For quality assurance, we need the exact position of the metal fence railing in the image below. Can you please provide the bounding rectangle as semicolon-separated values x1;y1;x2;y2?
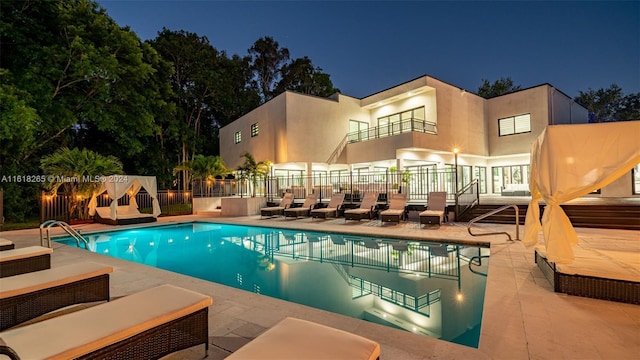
40;190;192;222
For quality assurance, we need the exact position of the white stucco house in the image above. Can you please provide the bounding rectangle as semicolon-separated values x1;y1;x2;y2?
220;75;638;199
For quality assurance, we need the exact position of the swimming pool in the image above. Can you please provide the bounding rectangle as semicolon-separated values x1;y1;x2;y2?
57;222;489;347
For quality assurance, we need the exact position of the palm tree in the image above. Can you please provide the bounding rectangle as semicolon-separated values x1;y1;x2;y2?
237;152;271;197
41;147;123;220
173;155;230;195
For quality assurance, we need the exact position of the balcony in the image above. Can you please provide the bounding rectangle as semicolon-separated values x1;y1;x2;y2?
348;118;437;144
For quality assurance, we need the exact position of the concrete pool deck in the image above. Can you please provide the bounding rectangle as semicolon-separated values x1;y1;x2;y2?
2;215;638;359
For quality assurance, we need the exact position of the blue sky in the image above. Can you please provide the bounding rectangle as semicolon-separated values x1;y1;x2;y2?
97;0;639;98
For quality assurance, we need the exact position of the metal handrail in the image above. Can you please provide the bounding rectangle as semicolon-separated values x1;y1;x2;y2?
467;204;520;241
39;220;89;249
454;178;480;219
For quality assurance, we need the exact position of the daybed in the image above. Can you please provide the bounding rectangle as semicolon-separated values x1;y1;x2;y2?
261;193;294;218
0;261;112;331
311;193;345;219
94;205;157;225
0;246;52;278
380;193;407;224
419;191;447;228
284;194;317;219
501;183;531;196
226;317;380;360
0;284;212;360
344;192;379;221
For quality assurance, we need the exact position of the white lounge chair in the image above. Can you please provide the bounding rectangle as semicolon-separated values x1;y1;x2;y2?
310;193;345;219
0;246;53;278
0;261;112;330
0;284;212;360
380;193;407;224
419;191;447;227
226;317;380;360
261;193;294;218
344;192;379;221
284;194;317;218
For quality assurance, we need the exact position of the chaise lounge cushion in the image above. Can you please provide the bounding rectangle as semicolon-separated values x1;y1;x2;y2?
0;284;212;360
0;261;112;299
0;246;52;264
227;317;380;360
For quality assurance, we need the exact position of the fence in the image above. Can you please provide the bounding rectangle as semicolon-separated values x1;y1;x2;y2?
40;190;192;222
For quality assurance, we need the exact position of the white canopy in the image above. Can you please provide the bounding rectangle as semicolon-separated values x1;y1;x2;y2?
523;121;640;263
88;175;161;219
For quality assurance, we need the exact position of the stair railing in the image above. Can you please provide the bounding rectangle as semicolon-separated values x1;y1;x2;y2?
40;220;89;249
467;204;520;241
454;178;480;220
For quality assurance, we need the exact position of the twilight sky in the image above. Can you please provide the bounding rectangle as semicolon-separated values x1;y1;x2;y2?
96;0;639;99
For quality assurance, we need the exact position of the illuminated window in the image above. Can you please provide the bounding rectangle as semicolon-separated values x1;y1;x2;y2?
634;165;640;195
234;131;241;144
251;123;259;137
499;113;531;136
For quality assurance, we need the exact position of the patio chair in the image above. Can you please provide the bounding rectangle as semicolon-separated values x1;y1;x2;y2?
0;238;14;251
261;193;294;218
0;246;53;278
0;284;212;360
0;261;112;330
310;193;345;219
419;191;447;228
226;317;380;360
380;193;408;224
284;194;318;219
344;192;379;222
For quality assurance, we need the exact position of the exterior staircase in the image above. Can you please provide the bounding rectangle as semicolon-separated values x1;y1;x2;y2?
459;203;640;230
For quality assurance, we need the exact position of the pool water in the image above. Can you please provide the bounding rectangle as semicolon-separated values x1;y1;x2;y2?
57;222;490;347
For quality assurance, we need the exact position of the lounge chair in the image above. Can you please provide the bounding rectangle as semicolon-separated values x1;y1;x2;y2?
261;193;294;218
419;191;447;228
310;193;345;219
344;192;379;222
380;193;407;224
0;246;53;278
284;194;317;219
0;261;112;331
0;284;212;360
226;317;380;360
0;238;14;251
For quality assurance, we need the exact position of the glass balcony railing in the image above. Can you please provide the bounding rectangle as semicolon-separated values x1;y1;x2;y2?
348;118;437;143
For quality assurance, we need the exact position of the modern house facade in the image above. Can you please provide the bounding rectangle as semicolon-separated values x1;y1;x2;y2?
220;75;639;200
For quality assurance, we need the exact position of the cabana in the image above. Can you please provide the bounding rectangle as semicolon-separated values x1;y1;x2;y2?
524;121;640;264
88;175;161;225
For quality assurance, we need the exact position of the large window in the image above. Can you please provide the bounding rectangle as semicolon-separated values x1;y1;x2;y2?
492;165;530;193
234;131;242;144
499;113;531;136
251;123;259;137
378;106;426;137
475;166;487;194
349;120;369;142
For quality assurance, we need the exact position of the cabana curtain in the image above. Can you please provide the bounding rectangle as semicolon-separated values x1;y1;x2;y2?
88;176;161;219
524;121;640;264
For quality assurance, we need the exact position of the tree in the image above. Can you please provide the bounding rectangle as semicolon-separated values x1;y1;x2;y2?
237;153;271;197
41;148;123;220
477;77;522;98
173;155;229;182
275;56;340;97
615;93;640;121
248;36;290;102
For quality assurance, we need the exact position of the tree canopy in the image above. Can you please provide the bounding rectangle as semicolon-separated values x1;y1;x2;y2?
574;84;639;122
476;77;522;98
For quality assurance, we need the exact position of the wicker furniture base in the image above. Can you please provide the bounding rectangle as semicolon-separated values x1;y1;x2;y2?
0;244;14;251
535;251;639;304
0;253;51;278
76;307;209;360
1;274;110;330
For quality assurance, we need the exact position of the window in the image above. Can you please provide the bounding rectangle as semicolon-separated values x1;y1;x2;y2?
251;123;259;137
491;165;530;193
499;113;531;136
349;120;369;142
475;166;487;194
234;131;241;144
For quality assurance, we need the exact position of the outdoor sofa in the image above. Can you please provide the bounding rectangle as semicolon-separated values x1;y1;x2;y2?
0;261;112;331
0;284;212;360
226;317;380;360
0;246;53;278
